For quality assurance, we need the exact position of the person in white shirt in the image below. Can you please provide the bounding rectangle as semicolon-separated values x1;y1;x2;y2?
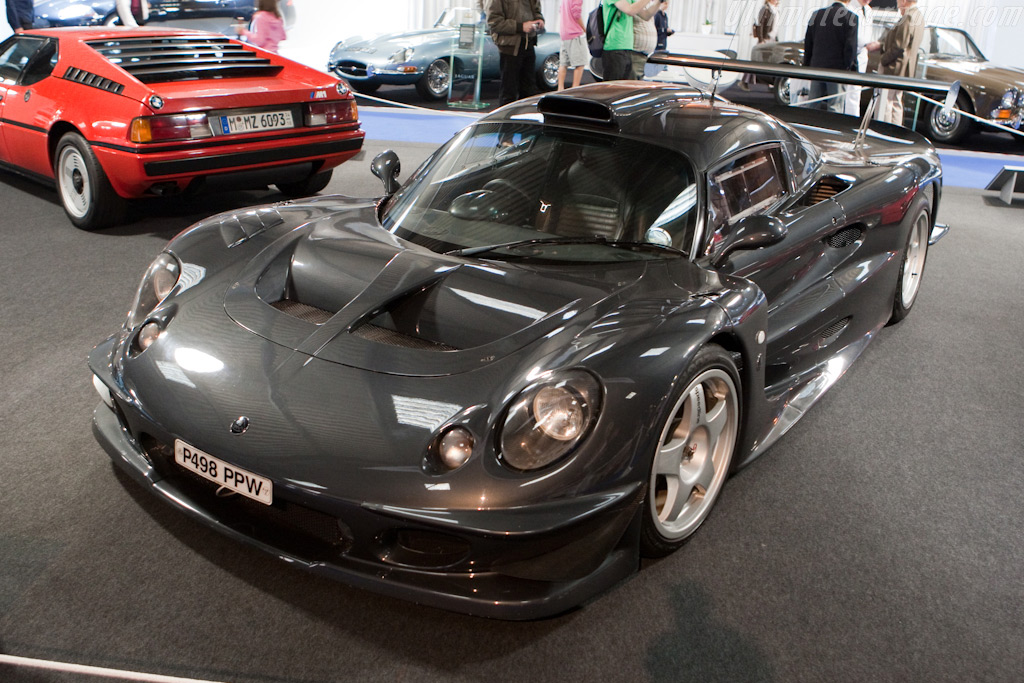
845;0;880;115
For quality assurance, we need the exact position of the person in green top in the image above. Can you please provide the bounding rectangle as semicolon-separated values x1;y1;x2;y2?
601;0;661;81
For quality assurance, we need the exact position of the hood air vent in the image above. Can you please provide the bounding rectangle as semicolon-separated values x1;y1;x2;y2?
86;36;282;83
352;324;459;352
826;227;863;249
797;175;850;209
538;96;615;126
63;67;125;94
271;299;334;325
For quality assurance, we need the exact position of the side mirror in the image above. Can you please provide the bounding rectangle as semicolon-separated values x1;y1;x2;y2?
712;215;787;267
371;150;401;195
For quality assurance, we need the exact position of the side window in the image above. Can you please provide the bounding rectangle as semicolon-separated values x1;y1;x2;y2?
0;36;45;85
706;147;787;252
22;41;58;86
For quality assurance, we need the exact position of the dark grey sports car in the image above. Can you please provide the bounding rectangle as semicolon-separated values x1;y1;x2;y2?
90;81;945;619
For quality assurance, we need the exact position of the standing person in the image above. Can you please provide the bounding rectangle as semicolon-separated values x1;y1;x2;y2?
115;0;149;27
739;0;780;91
237;0;287;53
845;0;880;115
803;0;858;113
486;0;545;106
877;0;924;124
600;0;660;82
654;1;673;51
631;8;657;80
6;0;33;32
557;0;586;90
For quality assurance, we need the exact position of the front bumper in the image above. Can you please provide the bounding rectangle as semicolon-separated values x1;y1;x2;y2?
328;60;424;86
89;344;643;619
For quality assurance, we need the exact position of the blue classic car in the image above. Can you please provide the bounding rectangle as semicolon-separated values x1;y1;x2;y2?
32;0;295;31
327;7;561;101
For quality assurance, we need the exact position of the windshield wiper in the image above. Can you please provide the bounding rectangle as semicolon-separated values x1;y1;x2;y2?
445;236;685;258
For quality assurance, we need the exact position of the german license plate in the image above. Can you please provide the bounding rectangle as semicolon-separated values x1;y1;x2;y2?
174;439;273;506
218;109;293;135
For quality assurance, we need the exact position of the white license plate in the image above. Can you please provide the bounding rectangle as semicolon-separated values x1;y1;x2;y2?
218;109;294;135
174;439;273;506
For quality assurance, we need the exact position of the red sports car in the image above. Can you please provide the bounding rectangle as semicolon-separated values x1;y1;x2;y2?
0;28;363;229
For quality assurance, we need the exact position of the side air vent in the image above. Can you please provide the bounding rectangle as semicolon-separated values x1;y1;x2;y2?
826;227;863;249
63;66;125;94
271;299;334;325
817;317;851;348
537;96;615;125
86;36;282;83
796;176;850;208
351;324;459;352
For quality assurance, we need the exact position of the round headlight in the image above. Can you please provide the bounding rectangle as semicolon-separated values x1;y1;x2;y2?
1001;89;1017;109
388;47;414;64
127;252;180;329
499;371;602;471
437;427;474;470
135;321;163;353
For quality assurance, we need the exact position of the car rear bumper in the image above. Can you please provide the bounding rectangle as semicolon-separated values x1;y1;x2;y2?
88;340;642;620
94;126;364;198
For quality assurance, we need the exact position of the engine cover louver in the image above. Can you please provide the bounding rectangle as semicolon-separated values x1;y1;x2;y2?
62;66;125;94
797;175;850;209
86;36;282;83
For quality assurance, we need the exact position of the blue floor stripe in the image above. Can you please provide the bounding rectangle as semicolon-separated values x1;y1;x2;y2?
359;106;1021;190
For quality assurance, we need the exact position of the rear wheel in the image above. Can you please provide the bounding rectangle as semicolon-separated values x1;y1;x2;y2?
888;204;930;324
416;58;450;100
54;132;125;230
641;345;740;558
773;75;791;106
537;53;559;91
276;170;333;198
923;97;973;145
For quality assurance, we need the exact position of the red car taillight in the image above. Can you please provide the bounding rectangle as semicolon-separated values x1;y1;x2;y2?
304;100;357;126
130;114;212;143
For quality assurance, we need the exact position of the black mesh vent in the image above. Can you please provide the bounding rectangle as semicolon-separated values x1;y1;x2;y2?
86;36;281;83
826;227;863;249
351;324;459;352
62;66;125;94
818;317;850;346
139;435;350;552
271;299;334;325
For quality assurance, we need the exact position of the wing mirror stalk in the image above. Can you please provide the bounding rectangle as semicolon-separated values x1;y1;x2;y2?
372;150;401;195
712;215;787;268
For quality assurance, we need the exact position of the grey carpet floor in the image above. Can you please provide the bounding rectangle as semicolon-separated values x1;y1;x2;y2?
0;142;1021;683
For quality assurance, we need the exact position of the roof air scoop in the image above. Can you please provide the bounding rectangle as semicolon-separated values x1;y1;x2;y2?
537;96;615;126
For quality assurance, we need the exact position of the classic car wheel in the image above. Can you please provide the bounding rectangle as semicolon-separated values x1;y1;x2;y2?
276;170;333;198
773;76;791;106
641;344;740;557
537;53;559;91
923;97;973;145
54;132;125;230
416;58;450;100
889;203;930;324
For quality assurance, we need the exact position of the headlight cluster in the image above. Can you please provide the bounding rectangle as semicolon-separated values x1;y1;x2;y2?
127;252;180;330
388;47;414;64
1001;89;1018;109
499;371;602;471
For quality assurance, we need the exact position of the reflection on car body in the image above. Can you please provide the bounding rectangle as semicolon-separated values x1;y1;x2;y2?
32;0;296;32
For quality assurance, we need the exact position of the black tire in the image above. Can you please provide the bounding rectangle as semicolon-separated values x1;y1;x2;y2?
416;58;450;100
922;96;973;145
351;80;381;95
640;344;741;558
888;201;930;324
772;75;791;106
276;170;333;198
54;131;125;230
536;53;559;91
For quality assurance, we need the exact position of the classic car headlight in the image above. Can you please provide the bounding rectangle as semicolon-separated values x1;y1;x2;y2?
498;371;602;471
388;47;414;64
127;253;181;329
1001;89;1017;109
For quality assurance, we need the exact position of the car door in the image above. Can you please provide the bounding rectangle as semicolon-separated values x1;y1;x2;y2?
0;35;54;173
705;144;850;381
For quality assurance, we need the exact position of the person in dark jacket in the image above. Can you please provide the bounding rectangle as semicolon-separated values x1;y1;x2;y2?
803;0;859;113
6;0;33;32
485;0;545;106
654;1;673;51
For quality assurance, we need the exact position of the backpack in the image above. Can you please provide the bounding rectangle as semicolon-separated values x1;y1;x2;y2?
586;5;620;58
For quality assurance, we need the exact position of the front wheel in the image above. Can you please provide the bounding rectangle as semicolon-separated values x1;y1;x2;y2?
923;98;973;145
537;53;559;91
888;204;930;324
54;132;125;230
773;75;791;106
416;58;450;100
641;344;741;558
276;170;333;198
